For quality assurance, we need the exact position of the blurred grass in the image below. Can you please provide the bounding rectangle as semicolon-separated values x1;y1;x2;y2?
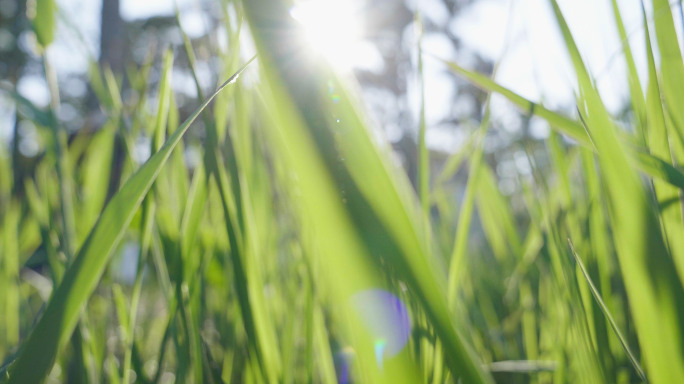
1;0;684;383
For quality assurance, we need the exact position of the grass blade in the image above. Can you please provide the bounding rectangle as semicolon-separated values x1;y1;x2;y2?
650;0;684;153
436;55;684;193
568;240;647;382
641;4;684;280
3;58;254;384
243;2;492;382
549;2;684;382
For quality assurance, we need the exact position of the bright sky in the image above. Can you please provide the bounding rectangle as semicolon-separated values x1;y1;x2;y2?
416;0;683;151
447;0;645;109
4;0;684;153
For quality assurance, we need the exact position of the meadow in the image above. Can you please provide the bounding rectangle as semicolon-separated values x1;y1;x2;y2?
1;0;684;383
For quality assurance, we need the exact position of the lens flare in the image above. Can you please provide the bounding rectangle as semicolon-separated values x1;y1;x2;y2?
351;289;411;365
334;346;355;384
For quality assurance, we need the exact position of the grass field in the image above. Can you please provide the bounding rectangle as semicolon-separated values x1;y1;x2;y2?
1;0;684;383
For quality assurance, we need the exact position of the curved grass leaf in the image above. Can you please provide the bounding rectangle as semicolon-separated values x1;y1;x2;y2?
243;2;493;383
568;240;647;382
610;0;647;138
651;0;684;150
549;1;684;382
447;121;487;302
416;11;429;218
641;4;684;280
436;128;477;185
3;59;254;384
436;55;684;193
432;54;590;146
0;83;53;127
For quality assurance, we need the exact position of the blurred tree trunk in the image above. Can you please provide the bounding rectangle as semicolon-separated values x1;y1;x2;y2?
99;0;124;72
0;0;29;194
98;0;126;197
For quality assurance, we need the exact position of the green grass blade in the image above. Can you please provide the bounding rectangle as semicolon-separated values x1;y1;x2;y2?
1;205;20;351
568;240;647;382
120;49;174;384
436;129;477;185
651;0;684;152
476;165;523;259
642;5;684;280
0;83;52;127
77;125;115;245
243;2;492;382
433;55;591;146
437;55;684;192
3;59;253;384
610;0;647;139
174;16;280;380
31;0;56;48
549;2;684;382
447;126;485;301
416;11;429;218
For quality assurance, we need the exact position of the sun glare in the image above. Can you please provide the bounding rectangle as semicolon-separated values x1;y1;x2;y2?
290;0;364;70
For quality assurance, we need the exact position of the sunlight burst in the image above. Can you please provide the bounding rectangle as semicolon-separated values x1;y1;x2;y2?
290;0;364;70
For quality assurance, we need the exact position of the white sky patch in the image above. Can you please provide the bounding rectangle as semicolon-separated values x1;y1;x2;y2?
405;29;457;130
179;10;208;38
172;70;198;97
291;0;374;72
56;0;100;58
0;93;15;144
450;0;509;59
423;70;455;125
447;0;684;117
352;41;385;73
412;0;684;152
17;76;50;108
423;32;457;59
409;0;451;28
22;0;100;87
421;33;457;125
426;125;464;152
121;0;192;20
239;27;258;62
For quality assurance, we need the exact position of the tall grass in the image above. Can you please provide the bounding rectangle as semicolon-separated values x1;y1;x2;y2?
1;0;683;383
